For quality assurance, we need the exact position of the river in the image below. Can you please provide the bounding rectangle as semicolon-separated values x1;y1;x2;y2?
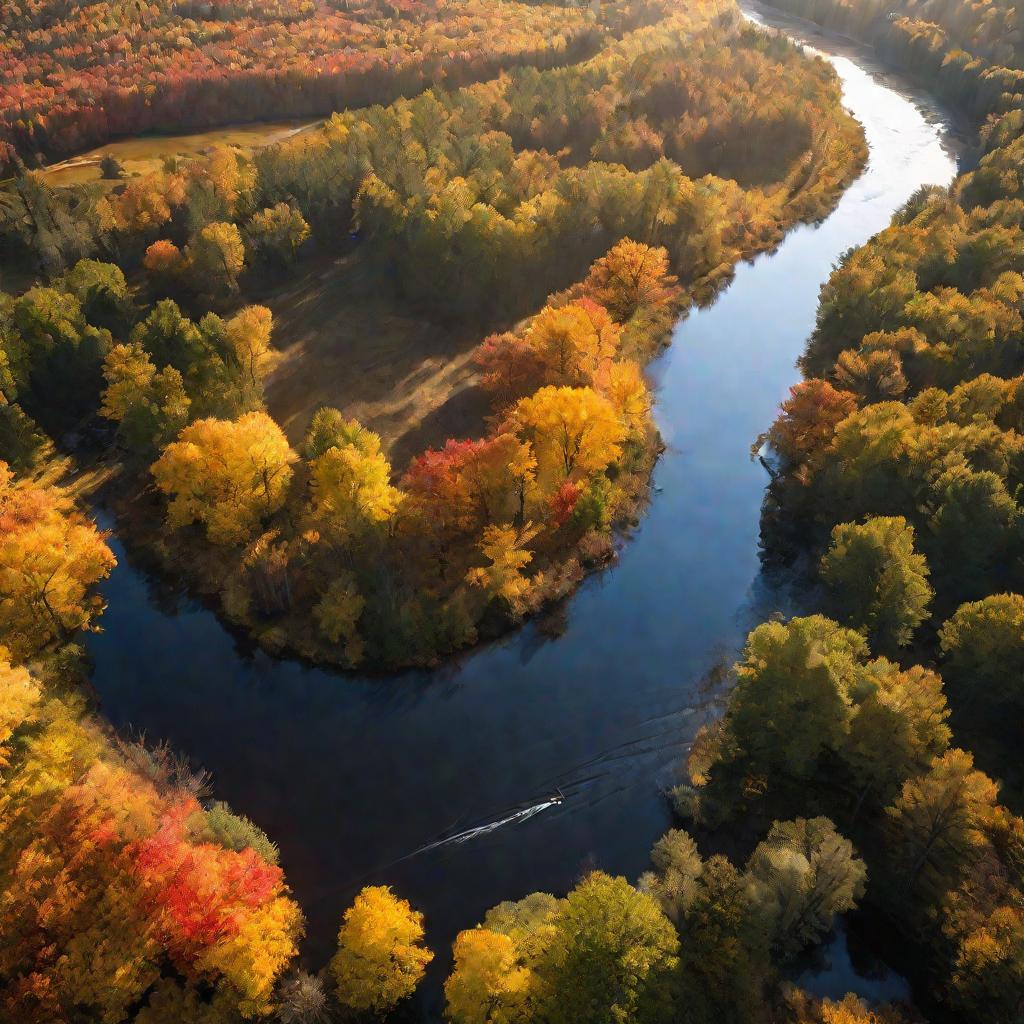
84;2;960;1010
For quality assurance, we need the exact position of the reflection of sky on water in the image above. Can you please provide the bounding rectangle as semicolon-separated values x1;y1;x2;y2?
87;5;957;1012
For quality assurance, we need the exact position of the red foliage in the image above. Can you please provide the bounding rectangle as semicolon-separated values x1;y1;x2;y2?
404;439;479;502
132;801;283;956
549;480;582;527
474;331;546;402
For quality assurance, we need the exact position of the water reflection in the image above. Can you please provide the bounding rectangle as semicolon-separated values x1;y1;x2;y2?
797;921;913;1006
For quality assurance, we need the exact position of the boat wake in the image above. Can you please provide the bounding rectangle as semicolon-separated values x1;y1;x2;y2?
408;796;564;857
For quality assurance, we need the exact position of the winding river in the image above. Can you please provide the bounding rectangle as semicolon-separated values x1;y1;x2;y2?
85;2;960;1008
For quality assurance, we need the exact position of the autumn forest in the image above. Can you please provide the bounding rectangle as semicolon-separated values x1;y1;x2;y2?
0;0;1022;1021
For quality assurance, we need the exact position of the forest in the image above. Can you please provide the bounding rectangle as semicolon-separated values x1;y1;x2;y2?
1;0;1022;1021
0;0;608;170
1;0;864;669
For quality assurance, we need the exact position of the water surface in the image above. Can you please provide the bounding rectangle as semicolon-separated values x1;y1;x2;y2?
86;3;959;1005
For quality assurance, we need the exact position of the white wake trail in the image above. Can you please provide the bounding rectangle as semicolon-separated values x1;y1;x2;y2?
410;798;561;857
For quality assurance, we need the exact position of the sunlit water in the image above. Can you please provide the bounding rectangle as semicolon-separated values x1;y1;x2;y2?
86;3;959;1009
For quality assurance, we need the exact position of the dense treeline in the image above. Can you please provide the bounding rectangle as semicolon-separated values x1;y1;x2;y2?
769;0;1024;122
670;0;1024;1019
1;0;863;312
0;0;610;172
0;0;865;669
0;466;305;1023
671;613;1024;1022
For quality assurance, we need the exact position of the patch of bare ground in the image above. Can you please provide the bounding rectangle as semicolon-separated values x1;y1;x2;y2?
261;249;495;472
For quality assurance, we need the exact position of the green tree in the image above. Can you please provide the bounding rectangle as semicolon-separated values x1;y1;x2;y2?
724;616;865;789
537;872;678;1024
746;817;866;960
678;855;768;1024
101;342;190;456
820;516;933;651
12;285;111;426
939;593;1024;711
638;829;703;924
640;834;768;1024
929;469;1018;605
61;258;132;330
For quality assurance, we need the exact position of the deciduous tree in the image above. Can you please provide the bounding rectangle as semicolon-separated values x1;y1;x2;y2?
445;929;533;1024
330;885;433;1014
583;239;678;322
746;817;866;959
513;385;624;485
188;222;246;295
885;749;999;898
820;516;933;651
0;463;115;659
536;872;678;1024
939;593;1024;710
101;342;190;455
151;413;295;545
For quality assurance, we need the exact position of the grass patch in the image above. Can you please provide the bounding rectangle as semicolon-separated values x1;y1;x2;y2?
261;250;496;471
42;121;318;189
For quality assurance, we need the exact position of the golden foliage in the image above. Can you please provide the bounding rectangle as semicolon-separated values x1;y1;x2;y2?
331;885;433;1014
151;413;295;546
0;463;115;660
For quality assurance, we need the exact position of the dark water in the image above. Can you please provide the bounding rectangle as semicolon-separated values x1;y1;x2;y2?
85;3;958;1007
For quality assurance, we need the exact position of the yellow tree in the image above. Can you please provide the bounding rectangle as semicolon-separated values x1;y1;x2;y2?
0;655;41;755
151;412;295;545
188;222;246;295
596;359;651;436
331;885;433;1014
225;305;275;405
466;523;541;616
307;424;402;544
246;203;311;266
445;929;533;1024
0;463;116;659
202;146;257;219
583;239;678;322
97;172;186;234
101;342;158;420
525;301;621;384
513;386;625;485
198;893;304;1019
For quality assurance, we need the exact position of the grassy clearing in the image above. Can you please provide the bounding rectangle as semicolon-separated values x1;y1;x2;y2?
42;121;318;188
262;250;492;472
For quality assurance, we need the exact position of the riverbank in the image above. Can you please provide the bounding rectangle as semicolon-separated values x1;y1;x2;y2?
82;12;958;1000
79;3;865;674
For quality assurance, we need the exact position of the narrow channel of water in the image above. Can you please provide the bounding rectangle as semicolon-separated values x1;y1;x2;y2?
85;3;959;1005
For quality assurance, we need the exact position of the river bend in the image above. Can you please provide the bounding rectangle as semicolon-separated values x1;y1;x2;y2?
85;1;960;999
